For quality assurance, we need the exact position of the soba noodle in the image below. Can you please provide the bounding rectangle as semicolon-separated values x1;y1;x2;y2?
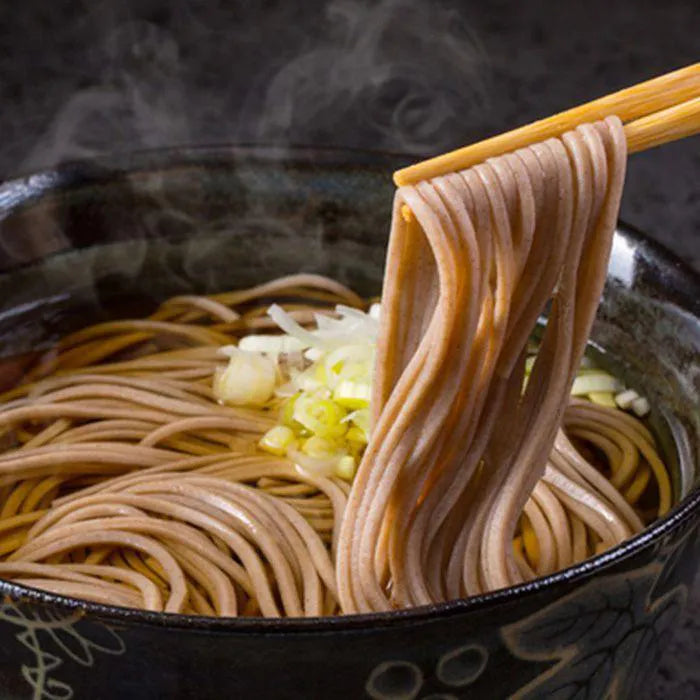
0;119;672;616
336;115;669;612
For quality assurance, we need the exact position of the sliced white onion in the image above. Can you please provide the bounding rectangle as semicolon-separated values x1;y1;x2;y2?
238;334;306;355
304;347;324;362
631;396;650;417
614;389;639;410
267;304;322;348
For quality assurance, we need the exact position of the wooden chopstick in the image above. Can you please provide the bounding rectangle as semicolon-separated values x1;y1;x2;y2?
625;95;700;153
394;63;700;186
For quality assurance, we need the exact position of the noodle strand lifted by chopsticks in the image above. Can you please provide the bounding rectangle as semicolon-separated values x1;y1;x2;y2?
336;116;648;613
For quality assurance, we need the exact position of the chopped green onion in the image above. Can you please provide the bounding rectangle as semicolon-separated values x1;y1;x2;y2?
588;391;617;407
213;348;277;407
293;395;348;439
280;393;301;425
336;455;357;481
301;436;341;459
346;426;368;444
333;381;371;409
345;408;370;439
259;426;296;456
288;448;338;477
571;372;622;396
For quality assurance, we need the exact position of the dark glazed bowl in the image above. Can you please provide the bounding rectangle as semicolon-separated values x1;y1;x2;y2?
0;146;697;700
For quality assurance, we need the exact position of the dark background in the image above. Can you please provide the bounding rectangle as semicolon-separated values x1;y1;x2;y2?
0;0;697;266
0;0;698;696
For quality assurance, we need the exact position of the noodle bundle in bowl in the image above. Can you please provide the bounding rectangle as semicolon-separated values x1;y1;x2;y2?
0;118;673;617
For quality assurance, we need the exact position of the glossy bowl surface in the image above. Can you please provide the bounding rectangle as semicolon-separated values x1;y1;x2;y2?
0;146;697;699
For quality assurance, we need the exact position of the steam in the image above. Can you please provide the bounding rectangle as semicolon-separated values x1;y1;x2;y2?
17;0;490;172
0;0;492;319
22;17;189;170
239;0;490;153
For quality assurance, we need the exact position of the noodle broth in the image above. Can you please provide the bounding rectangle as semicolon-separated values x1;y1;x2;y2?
0;245;683;616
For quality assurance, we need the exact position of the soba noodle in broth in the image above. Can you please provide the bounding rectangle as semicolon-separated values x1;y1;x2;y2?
0;118;671;616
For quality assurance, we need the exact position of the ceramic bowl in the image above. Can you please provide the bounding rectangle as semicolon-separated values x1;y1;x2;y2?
0;146;697;699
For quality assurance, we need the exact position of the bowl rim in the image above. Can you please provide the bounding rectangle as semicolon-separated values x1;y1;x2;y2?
0;144;698;632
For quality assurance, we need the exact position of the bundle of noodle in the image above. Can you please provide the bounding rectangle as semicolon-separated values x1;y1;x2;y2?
336;117;634;612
